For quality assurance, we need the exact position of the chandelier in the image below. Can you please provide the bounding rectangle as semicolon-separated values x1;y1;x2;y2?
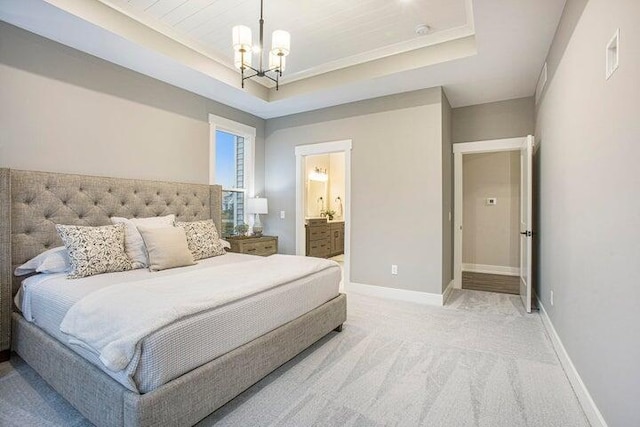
232;0;290;90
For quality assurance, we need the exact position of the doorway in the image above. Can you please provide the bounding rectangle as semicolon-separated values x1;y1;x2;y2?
461;151;521;294
295;140;352;290
453;136;534;312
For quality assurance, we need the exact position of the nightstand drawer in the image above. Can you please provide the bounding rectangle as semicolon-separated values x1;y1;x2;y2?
227;236;278;256
243;240;278;256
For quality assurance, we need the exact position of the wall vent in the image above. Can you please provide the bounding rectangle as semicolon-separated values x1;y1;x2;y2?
606;29;620;80
535;62;548;105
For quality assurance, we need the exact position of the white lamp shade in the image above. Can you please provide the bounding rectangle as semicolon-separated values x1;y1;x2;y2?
232;25;252;52
268;51;286;72
271;30;290;56
247;197;268;214
234;50;252;70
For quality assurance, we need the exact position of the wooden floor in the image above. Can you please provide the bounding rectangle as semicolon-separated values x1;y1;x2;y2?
462;272;520;295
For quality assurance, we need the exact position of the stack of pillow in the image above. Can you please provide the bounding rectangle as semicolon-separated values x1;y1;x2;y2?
15;215;229;279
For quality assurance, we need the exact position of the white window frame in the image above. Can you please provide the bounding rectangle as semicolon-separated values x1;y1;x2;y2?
209;114;256;225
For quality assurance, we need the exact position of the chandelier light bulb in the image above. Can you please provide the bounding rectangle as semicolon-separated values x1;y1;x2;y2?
269;51;286;72
234;50;252;70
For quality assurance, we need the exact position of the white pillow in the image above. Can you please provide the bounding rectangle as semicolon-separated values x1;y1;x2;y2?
111;214;175;269
14;246;70;276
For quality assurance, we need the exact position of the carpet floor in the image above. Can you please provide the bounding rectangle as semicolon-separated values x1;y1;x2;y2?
0;290;589;427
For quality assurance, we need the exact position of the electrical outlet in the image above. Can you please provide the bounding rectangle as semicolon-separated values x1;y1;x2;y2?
391;265;398;275
280;210;285;219
486;198;497;206
550;290;554;306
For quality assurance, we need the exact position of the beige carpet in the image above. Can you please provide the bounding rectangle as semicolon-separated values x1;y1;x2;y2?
0;290;589;427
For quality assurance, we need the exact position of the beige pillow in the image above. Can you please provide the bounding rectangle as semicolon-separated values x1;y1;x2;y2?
111;214;176;269
137;226;195;272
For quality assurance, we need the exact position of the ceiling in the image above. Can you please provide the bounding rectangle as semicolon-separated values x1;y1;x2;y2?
0;0;566;119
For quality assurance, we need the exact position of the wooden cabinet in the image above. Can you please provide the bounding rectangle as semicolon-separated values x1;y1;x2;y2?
329;222;345;256
306;219;344;258
306;219;330;258
227;235;278;256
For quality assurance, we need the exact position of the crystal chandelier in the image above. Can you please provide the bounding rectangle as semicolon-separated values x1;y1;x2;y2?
232;0;290;90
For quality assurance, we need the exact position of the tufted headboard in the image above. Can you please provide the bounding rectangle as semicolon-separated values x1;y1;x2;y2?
0;168;222;352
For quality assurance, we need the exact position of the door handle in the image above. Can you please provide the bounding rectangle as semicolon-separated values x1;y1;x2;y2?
520;231;532;237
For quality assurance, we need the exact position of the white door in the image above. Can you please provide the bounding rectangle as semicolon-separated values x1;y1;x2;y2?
519;136;534;313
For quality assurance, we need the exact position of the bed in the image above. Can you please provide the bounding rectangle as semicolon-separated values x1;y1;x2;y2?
0;168;347;427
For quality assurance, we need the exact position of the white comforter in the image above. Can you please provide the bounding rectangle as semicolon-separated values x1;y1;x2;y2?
60;254;338;372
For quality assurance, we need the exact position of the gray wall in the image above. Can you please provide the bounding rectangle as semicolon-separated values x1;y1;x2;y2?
462;152;520;269
0;22;265;191
452;97;535;143
441;93;453;292
535;1;639;426
265;88;446;294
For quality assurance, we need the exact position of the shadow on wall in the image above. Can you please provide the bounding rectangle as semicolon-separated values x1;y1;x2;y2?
532;143;541;306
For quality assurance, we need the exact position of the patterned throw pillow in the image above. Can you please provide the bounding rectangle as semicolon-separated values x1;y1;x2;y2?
175;219;226;260
55;224;133;279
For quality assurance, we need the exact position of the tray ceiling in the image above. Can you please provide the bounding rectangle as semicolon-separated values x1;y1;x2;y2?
0;0;566;118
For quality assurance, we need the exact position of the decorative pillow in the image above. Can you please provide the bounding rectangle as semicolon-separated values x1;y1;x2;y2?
111;214;175;268
175;219;226;260
137;226;195;272
14;246;71;276
55;224;133;279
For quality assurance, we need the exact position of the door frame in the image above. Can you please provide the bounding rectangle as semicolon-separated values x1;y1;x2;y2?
452;136;531;289
295;140;352;288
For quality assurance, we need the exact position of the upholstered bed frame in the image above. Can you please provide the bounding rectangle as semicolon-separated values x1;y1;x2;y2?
0;168;347;426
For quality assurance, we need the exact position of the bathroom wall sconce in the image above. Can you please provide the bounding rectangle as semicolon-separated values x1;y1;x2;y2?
309;167;328;182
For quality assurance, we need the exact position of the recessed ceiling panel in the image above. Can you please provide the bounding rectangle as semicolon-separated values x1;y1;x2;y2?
102;0;469;77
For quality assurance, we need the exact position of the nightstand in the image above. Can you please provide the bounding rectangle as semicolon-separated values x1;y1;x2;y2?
226;235;278;256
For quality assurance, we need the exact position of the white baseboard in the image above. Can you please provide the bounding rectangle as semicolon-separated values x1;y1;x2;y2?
538;301;608;427
462;263;520;276
347;282;444;306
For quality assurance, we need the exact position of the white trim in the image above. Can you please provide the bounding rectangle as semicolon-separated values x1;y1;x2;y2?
538;301;609;427
453;136;531;291
461;263;520;276
453;137;526;154
348;282;445;306
295;140;352;288
443;280;454;304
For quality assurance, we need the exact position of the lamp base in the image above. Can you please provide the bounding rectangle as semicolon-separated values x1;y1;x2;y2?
253;213;263;237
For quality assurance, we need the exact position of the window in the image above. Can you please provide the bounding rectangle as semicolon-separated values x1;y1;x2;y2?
209;115;255;237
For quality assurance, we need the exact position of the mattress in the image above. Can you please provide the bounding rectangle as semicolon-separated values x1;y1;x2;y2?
17;253;341;393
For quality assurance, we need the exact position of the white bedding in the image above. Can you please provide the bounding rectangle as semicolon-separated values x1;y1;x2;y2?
17;253;341;393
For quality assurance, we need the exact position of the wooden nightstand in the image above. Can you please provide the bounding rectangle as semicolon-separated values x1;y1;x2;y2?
226;235;278;256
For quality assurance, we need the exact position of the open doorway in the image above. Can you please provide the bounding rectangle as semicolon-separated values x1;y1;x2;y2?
461;151;521;294
453;136;535;312
295;140;352;290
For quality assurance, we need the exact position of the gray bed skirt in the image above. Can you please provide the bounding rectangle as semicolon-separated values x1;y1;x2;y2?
12;293;347;427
